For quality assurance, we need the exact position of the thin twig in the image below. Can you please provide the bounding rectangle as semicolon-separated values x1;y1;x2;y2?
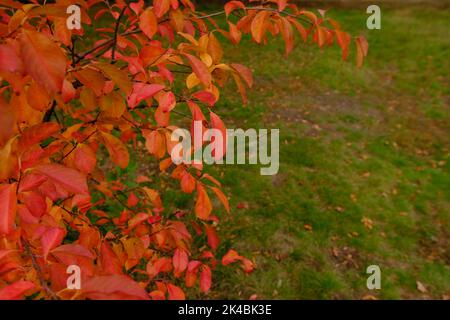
111;7;127;64
22;238;59;300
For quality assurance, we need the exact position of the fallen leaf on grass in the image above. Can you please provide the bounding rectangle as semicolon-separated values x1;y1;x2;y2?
416;281;428;293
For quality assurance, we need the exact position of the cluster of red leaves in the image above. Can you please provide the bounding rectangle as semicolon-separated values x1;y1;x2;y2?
0;0;366;300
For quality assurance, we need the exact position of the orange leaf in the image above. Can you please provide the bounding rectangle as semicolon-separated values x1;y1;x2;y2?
19;29;66;94
18;122;60;152
96;63;132;95
228;21;242;44
26;81;51;111
73;67;105;96
231;64;253;87
278;17;294;56
173;248;188;277
167;283;185;300
251;11;270;44
356;36;369;68
143;130;166;159
195;184;212;220
100;132;130;169
0;280;35;300
139;8;158;39
0;183;17;236
99;91;126;119
287;17;308;43
335;30;351;61
211;187;230;213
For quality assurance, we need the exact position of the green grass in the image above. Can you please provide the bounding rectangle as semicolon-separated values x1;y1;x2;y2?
196;5;450;299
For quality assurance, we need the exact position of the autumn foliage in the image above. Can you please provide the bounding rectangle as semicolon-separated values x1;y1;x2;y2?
0;0;366;300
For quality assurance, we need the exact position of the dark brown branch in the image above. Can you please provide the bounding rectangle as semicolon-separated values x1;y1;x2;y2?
111;7;127;64
22;238;59;300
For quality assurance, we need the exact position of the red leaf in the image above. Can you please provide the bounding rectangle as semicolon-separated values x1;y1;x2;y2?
224;1;245;17
153;0;170;18
180;171;196;194
185;260;201;287
41;227;65;260
133;83;165;104
74;144;97;174
277;0;288;11
34;164;88;195
159;91;176;113
0;184;17;236
210;111;227;160
127;192;139;207
185;54;211;86
167;283;185;300
231;63;253;87
100;242;123;275
241;258;255;273
205;224;220;250
0;280;35;300
0;43;23;73
192;90;216;106
222;249;242;265
18;122;60;151
61;79;76;103
199;265;211;293
173;248;188;277
83;275;149;300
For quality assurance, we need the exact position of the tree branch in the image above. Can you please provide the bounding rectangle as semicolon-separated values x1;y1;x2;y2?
22;238;59;300
111;7;127;64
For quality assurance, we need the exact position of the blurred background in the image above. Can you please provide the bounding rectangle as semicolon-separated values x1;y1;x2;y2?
187;0;450;299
